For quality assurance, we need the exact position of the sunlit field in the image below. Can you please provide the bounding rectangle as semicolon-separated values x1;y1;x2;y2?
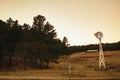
0;50;120;79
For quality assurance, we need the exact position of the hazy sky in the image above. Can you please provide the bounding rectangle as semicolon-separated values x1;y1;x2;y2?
0;0;120;45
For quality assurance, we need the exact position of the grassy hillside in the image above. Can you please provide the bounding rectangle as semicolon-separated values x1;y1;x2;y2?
0;50;120;79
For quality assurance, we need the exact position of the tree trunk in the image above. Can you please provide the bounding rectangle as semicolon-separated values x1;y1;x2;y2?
39;58;43;68
9;53;12;67
15;55;18;70
0;55;2;67
23;56;27;70
0;48;3;67
46;60;50;68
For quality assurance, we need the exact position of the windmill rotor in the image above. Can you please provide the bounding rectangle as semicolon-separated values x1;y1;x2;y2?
94;31;103;39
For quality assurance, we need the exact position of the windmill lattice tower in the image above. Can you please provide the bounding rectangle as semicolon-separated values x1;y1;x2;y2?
95;31;106;70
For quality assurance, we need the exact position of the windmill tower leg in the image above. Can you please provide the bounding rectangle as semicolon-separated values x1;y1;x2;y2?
99;39;106;70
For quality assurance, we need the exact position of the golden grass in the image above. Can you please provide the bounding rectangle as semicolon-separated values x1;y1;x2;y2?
0;50;120;79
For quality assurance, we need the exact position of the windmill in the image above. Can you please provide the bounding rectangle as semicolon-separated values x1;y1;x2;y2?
95;31;106;70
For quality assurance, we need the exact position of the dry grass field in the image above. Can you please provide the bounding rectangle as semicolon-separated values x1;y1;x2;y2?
0;50;120;79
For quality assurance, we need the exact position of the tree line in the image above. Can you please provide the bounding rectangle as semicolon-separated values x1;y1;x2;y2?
0;15;71;70
69;41;120;53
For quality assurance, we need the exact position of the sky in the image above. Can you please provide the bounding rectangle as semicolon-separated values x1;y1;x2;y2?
0;0;120;45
